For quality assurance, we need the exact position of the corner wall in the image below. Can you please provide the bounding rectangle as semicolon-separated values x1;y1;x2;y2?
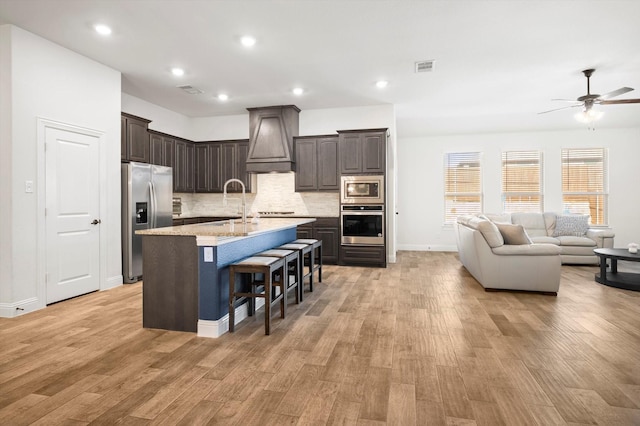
0;25;121;317
397;127;640;251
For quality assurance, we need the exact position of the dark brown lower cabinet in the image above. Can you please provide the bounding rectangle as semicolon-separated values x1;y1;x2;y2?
296;217;339;264
339;245;386;268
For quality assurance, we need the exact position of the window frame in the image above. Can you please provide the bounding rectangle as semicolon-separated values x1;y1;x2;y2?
561;147;608;225
501;150;544;213
443;151;483;225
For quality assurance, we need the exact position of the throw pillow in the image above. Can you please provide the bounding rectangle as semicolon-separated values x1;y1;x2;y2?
553;214;589;237
496;223;532;245
477;220;504;248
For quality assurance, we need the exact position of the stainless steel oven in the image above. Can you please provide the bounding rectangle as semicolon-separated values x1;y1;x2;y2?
341;205;384;245
341;175;384;204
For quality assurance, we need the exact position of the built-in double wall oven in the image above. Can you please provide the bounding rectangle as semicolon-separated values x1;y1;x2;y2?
340;175;385;245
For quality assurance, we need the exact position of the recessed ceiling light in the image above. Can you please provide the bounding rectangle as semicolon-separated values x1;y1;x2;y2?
240;36;256;47
376;80;388;89
218;94;229;101
292;87;304;96
171;68;185;77
94;24;112;36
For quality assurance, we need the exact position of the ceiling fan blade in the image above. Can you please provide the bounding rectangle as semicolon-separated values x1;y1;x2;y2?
551;98;580;102
598;87;634;100
600;98;640;105
538;104;583;115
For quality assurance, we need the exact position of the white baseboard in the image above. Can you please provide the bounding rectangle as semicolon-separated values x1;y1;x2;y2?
197;297;266;338
102;275;123;291
396;244;458;252
0;297;42;318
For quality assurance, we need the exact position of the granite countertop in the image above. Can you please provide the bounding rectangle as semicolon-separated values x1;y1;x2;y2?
173;214;338;219
137;217;315;239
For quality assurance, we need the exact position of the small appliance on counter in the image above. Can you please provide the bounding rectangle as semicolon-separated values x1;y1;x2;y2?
173;197;182;216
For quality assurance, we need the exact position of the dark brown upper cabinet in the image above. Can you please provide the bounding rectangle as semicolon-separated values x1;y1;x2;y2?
149;131;175;169
174;139;195;193
195;140;250;193
295;135;339;192
338;129;387;175
246;105;299;173
121;113;151;163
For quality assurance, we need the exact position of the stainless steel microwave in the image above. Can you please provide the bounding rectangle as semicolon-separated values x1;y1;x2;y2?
340;175;384;204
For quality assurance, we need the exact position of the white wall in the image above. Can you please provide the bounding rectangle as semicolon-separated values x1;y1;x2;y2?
397;127;640;251
122;93;190;137
0;25;121;316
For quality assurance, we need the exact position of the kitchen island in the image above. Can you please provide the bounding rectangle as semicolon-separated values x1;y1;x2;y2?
137;218;315;337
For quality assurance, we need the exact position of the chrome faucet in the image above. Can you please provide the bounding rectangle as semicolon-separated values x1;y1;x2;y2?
222;178;247;224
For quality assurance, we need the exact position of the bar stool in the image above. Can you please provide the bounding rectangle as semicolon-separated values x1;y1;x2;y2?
293;238;322;284
277;242;313;302
228;256;286;335
254;249;300;306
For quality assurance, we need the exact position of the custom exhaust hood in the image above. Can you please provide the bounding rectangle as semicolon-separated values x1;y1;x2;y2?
246;105;300;173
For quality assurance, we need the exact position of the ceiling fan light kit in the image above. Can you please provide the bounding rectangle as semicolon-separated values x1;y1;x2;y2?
540;69;640;128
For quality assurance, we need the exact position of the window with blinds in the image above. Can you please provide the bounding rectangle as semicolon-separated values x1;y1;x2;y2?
501;150;543;212
444;152;482;224
561;148;608;225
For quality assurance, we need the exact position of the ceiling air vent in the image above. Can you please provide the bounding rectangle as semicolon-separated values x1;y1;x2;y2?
177;85;204;95
415;60;435;73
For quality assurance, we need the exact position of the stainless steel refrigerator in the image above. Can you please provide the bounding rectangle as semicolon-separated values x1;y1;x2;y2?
122;162;173;283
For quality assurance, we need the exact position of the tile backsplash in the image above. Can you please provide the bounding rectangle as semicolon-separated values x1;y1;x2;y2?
175;172;339;218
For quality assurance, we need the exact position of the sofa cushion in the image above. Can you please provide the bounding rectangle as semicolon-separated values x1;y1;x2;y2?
496;223;532;245
530;236;560;245
484;212;512;224
560;245;598;256
492;243;561;256
556;236;596;247
553;214;590;237
477;220;504;248
511;212;548;237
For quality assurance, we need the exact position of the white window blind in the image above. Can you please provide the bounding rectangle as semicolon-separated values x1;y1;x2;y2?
501;150;543;212
444;152;482;224
561;148;608;225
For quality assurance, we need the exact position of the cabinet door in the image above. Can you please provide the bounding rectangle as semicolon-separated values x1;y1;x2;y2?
126;117;150;163
208;143;223;193
236;140;251;192
339;133;362;174
185;142;195;193
149;133;164;165
121;116;128;161
296;224;313;239
295;138;317;191
314;222;339;264
174;140;186;192
221;143;236;191
317;137;339;191
195;143;209;193
362;132;386;173
162;137;175;168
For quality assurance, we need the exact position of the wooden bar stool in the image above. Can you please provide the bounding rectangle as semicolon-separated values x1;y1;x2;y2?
293;238;322;284
228;256;285;335
277;242;313;302
254;249;300;306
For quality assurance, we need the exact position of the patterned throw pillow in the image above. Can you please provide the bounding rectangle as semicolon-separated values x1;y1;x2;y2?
553;214;589;237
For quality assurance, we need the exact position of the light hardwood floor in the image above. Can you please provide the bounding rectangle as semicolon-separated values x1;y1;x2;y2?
1;251;640;425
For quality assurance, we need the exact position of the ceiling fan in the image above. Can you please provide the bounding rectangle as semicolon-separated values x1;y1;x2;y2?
539;69;640;116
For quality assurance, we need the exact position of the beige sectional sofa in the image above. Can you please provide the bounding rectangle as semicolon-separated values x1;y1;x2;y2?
455;212;615;294
455;215;562;293
484;212;614;265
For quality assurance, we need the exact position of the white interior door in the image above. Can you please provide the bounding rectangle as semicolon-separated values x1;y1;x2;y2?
46;126;100;304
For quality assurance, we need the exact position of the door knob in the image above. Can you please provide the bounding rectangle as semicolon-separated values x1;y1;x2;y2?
91;219;102;225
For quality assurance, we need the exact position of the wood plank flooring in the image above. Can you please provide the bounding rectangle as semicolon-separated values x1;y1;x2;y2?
1;251;640;425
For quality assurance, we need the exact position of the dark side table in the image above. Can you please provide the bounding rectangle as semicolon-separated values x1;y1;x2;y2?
594;248;640;291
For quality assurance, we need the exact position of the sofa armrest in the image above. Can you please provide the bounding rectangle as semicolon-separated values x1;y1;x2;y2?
587;228;615;248
492;244;561;256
